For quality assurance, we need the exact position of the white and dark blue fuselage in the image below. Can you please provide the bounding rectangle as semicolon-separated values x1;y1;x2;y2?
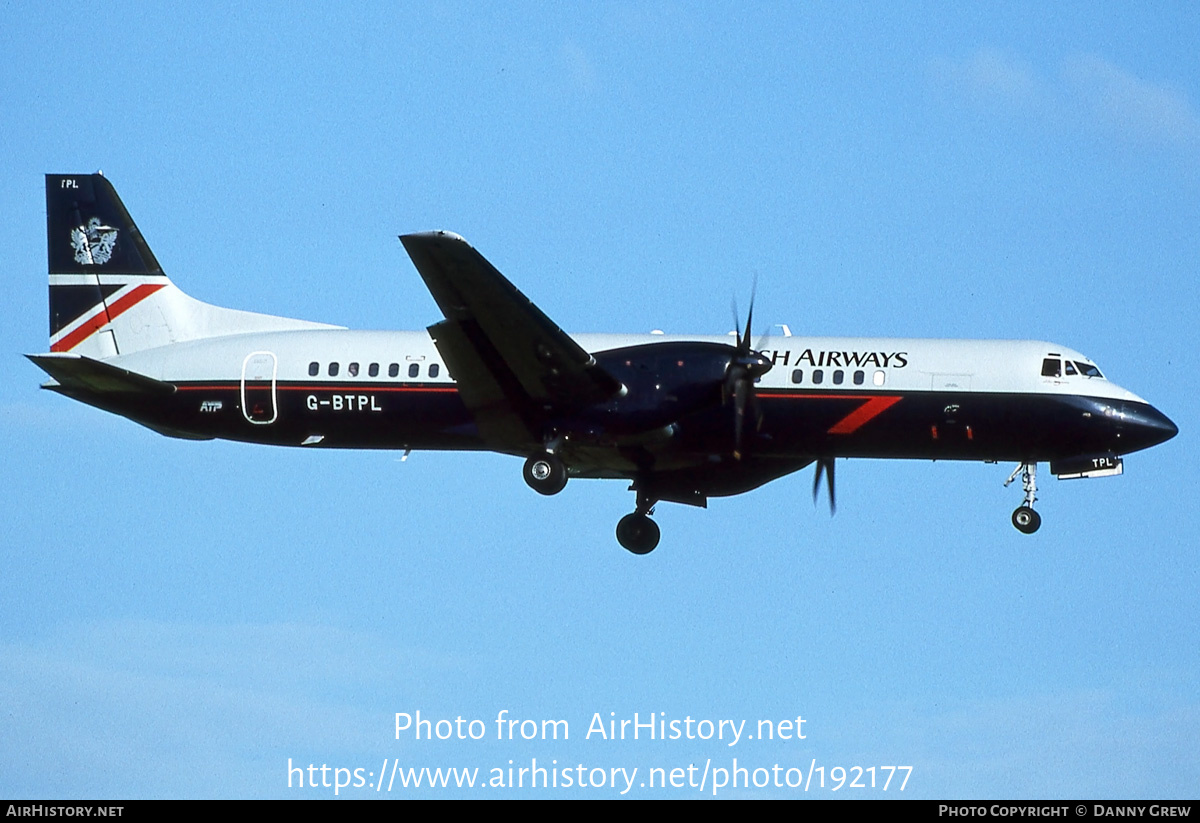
99;330;1168;459
31;174;1177;552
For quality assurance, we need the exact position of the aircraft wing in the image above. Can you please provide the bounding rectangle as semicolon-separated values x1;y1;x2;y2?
400;232;623;448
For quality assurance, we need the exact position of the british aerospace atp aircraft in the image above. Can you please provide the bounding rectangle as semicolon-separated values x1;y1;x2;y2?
30;173;1177;553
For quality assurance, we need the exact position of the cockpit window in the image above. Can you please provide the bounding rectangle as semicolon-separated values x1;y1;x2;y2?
1075;361;1103;378
1041;358;1061;378
1064;361;1077;376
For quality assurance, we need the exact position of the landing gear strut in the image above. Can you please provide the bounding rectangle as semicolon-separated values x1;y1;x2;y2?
616;492;660;554
1005;462;1041;534
523;453;567;495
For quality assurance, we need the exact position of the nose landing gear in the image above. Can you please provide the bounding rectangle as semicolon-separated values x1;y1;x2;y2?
1011;505;1041;534
1005;462;1041;534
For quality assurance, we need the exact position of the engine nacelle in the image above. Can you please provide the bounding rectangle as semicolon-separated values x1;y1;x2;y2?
563;341;743;438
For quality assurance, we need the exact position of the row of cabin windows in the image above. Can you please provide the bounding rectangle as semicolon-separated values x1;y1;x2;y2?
308;361;440;379
790;368;886;387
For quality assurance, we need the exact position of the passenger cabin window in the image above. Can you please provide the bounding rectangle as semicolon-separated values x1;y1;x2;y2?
429;364;440;378
369;363;379;377
389;363;399;378
812;369;824;385
853;370;865;385
308;361;319;377
348;362;359;377
328;362;339;377
873;370;885;386
791;368;803;384
408;363;419;378
833;370;844;385
1041;358;1061;378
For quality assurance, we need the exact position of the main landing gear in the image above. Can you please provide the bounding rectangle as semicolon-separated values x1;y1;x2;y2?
520;452;661;554
1005;462;1041;534
616;492;660;555
523;453;567;495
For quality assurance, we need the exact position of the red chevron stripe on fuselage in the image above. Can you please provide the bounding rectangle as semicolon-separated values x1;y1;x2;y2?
757;392;902;434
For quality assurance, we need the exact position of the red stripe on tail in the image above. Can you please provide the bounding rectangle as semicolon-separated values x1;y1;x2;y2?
50;283;165;352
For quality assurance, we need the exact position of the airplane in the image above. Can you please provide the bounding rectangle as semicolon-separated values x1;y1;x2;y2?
30;173;1178;554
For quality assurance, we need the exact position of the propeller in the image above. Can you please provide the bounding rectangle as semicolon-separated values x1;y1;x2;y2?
724;285;773;460
811;457;836;515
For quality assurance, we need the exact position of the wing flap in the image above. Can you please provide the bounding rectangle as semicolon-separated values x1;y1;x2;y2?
427;319;538;449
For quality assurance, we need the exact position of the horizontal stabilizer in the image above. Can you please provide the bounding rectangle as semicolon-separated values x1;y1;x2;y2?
26;352;175;396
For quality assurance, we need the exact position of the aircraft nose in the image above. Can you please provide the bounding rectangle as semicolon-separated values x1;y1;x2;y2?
1121;402;1178;453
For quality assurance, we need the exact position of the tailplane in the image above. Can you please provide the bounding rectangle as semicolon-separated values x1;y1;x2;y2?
46;173;338;358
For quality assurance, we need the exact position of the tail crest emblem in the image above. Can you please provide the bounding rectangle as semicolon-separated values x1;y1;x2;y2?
70;217;118;265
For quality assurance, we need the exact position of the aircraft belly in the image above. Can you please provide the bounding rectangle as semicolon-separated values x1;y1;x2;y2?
750;390;1128;462
542;389;1134;480
155;381;482;449
56;369;1133;465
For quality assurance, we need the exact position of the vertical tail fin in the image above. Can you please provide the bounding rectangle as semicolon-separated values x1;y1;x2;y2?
47;173;169;357
48;173;163;275
45;173;339;358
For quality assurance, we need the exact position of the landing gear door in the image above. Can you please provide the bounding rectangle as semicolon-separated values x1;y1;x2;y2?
241;351;278;424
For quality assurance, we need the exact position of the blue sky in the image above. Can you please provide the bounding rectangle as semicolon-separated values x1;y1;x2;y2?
1;2;1197;798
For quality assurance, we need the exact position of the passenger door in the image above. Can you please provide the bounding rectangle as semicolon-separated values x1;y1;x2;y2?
241;351;278;424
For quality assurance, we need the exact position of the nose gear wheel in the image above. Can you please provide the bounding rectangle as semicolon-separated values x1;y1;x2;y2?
1004;462;1041;534
1012;506;1041;534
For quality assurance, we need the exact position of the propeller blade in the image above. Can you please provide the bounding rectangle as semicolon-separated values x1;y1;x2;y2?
827;458;836;514
811;457;837;515
741;289;755;355
754;329;773;354
733;377;749;459
731;297;741;349
727;279;770;460
739;299;748;357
